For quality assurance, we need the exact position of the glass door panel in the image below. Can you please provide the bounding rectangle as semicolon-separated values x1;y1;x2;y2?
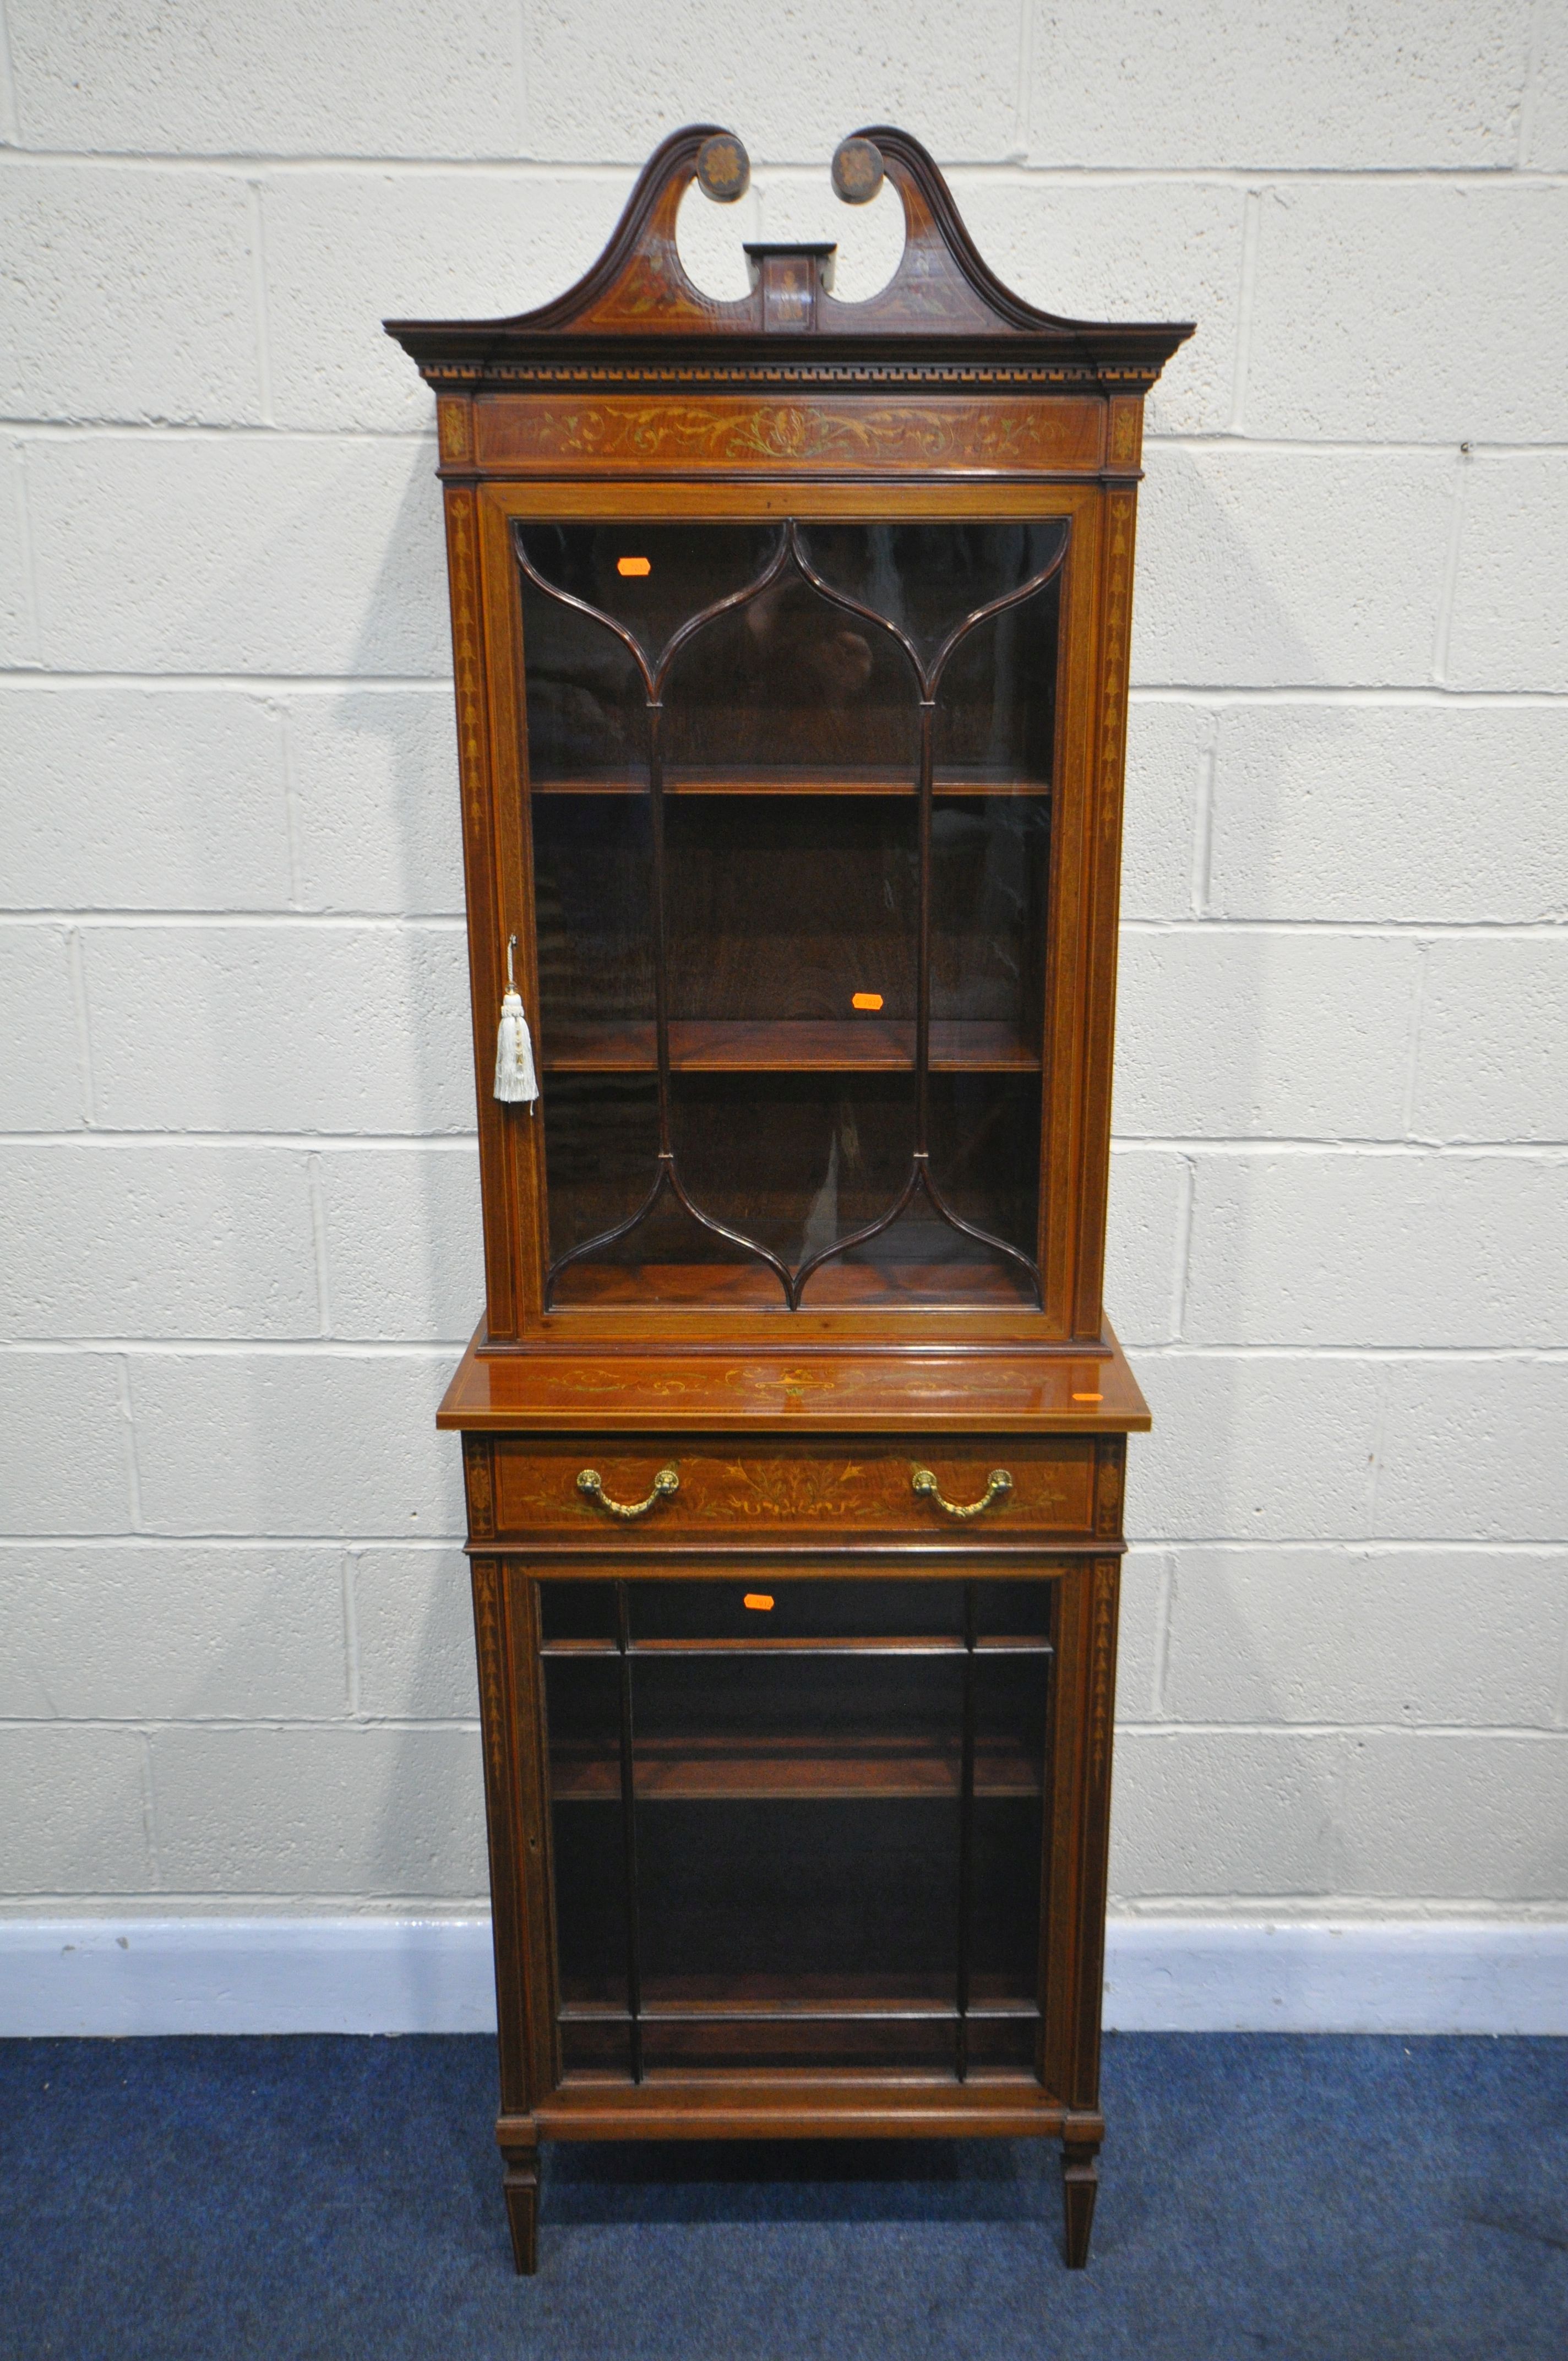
519;516;1065;1312
661;572;919;786
540;1576;1055;2084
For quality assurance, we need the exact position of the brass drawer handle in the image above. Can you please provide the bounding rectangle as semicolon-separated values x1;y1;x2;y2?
911;1465;1014;1520
576;1465;679;1520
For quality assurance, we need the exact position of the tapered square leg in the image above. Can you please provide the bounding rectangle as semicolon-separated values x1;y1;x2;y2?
502;2148;539;2275
1061;2140;1099;2267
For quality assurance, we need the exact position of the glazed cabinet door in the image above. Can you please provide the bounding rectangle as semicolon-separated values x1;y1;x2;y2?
502;502;1092;1329
532;1571;1057;2086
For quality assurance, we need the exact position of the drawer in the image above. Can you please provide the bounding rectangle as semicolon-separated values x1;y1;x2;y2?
468;1434;1121;1548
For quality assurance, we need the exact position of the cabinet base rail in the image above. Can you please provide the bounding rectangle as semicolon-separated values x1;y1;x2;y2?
495;2108;1102;2276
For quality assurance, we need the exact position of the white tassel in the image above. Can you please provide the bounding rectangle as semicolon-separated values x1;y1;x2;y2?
493;937;539;1108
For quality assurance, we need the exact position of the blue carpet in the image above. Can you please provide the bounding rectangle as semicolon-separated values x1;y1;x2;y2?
1;2034;1564;2359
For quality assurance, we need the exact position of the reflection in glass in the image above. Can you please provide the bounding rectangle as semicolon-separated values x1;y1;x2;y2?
662;576;918;783
519;570;649;787
799;519;1068;675
532;795;653;1045
932;795;1050;1036
666;797;917;1024
519;521;782;670
932;579;1059;786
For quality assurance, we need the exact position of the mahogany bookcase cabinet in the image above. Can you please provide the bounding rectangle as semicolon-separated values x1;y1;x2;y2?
388;126;1191;2273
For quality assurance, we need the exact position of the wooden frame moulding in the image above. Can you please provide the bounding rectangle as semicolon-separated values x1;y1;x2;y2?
467;475;1112;1348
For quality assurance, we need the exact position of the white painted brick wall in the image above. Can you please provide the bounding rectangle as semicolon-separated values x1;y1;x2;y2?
2;3;1564;1938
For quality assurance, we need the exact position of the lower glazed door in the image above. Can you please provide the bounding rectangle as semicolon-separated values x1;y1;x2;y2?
538;1574;1055;2083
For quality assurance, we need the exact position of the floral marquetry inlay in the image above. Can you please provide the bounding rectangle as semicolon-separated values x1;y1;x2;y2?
1098;492;1135;846
1089;1559;1118;1784
714;1460;872;1521
490;1443;1098;1537
464;1434;496;1539
444;492;486;837
437;396;471;461
472;395;1104;474
470;1559;506;1787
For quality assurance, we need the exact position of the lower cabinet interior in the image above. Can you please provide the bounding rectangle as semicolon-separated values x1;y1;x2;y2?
538;1574;1057;2081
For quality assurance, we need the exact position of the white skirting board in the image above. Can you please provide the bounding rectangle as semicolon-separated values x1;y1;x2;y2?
1;1917;1564;2038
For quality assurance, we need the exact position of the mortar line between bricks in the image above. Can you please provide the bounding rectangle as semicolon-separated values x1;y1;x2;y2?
6;440;41;667
0;0;19;146
1151;1551;1175;1720
1121;919;1568;936
1168;1153;1197;1339
1148;436;1568;456
63;923;95;1123
277;699;305;910
7;416;1568;459
0;910;469;930
341;1548;361;1720
306;1150;332;1335
3;421;439;445
1134;1343;1568;1361
3;1339;1567;1362
0;1536;1562;1557
1106;1897;1568;1918
244;179;274;425
4;1715;1562;1739
1365;1363;1391;1537
1399;942;1433;1136
7;1896;1560;1920
1113;1139;1568;1156
1431;448;1471;684
9;411;1567;460
1128;687;1568;706
0;1130;481;1147
1519;0;1549;167
511;0;530;156
0;1716;484;1733
9;912;1568;937
3;150;1567;184
0;1536;470;1551
113;1354;144;1532
1228;187;1262;432
12;676;1567;705
0;1339;472;1355
139;1727;164;1891
1188;713;1217;919
10;1341;1568;1368
1;674;455;691
1012;0;1036;164
8;1132;1567;1157
0;1896;497;1913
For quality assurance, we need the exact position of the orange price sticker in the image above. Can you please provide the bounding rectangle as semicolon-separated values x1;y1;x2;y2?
851;992;883;1011
616;556;651;576
742;1593;775;1612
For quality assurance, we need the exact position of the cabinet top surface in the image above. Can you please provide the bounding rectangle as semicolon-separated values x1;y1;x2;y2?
438;1326;1151;1434
384;125;1193;395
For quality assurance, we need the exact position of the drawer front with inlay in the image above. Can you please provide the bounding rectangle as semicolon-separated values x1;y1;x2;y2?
470;1434;1120;1548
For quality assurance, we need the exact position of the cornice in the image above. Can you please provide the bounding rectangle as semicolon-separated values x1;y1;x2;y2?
386;124;1193;396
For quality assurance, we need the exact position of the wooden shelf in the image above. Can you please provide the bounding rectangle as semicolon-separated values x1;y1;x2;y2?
541;1019;1039;1074
530;768;1051;798
550;1257;1039;1311
551;1734;1044;1802
559;1970;1042;2019
542;1636;1053;1659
